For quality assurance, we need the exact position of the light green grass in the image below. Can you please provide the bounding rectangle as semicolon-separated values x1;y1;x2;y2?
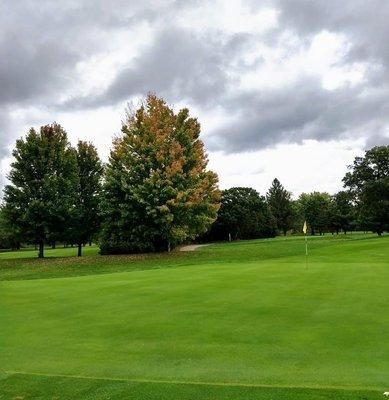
1;233;388;399
0;244;99;259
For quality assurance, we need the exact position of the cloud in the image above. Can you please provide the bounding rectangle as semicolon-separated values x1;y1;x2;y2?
0;108;13;158
0;0;388;193
64;27;252;109
0;0;166;107
270;0;389;76
207;76;389;152
62;0;389;153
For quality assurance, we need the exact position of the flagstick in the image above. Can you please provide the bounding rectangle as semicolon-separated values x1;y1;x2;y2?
305;233;308;269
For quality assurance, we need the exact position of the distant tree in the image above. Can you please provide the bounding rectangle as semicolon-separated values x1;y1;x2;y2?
329;191;356;234
70;141;103;257
290;200;304;233
3;124;77;258
100;94;220;254
266;178;293;235
298;192;331;235
358;180;389;234
0;205;22;249
205;187;277;241
343;146;389;235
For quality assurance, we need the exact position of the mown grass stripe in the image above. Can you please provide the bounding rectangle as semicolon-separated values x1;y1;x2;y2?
3;370;382;392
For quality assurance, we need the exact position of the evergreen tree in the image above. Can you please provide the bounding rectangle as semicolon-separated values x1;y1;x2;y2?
266;178;293;235
100;94;220;254
70;141;103;256
3;123;77;258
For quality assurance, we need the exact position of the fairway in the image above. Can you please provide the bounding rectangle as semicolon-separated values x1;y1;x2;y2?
1;234;388;399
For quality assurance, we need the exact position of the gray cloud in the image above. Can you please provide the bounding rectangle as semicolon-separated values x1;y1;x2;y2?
0;0;162;107
0;1;187;168
64;28;252;109
0;108;13;157
203;0;389;151
65;0;389;152
270;0;389;74
208;77;389;152
1;0;388;170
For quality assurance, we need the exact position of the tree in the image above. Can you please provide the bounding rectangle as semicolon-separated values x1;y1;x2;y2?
3;123;77;258
343;146;389;235
290;200;304;234
70;141;103;257
0;205;22;249
298;192;331;235
359;179;389;234
99;94;220;254
205;187;277;241
266;178;293;235
329;191;356;234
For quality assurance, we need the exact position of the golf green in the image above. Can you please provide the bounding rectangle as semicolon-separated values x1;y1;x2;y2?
1;234;388;399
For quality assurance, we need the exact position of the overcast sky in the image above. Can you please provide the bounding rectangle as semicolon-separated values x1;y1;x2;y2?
1;0;388;197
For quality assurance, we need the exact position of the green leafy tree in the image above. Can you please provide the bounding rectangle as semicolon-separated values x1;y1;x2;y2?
266;178;293;235
100;94;220;254
205;187;277;241
0;205;22;249
358;180;389;234
70;141;103;256
298;192;331;235
289;200;303;233
3;123;77;258
329;191;356;234
343;146;389;235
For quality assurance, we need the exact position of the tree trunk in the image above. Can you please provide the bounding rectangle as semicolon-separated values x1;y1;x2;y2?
283;229;287;236
51;242;56;249
38;240;44;258
167;241;171;252
77;243;82;257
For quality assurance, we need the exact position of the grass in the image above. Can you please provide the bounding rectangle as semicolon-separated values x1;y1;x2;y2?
1;233;388;399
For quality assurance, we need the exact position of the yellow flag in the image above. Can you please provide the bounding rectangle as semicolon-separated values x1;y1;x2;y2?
303;221;307;234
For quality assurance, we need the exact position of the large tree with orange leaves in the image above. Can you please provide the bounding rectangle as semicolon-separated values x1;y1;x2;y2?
99;95;220;254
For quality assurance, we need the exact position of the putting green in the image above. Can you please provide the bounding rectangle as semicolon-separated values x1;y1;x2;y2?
1;234;388;399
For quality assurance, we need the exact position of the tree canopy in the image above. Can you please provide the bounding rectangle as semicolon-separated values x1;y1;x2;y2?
3;124;77;257
343;146;389;235
298;192;332;235
99;94;220;253
70;141;103;256
205;187;276;241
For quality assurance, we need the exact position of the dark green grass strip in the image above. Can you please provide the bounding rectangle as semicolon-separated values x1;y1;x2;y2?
0;372;383;400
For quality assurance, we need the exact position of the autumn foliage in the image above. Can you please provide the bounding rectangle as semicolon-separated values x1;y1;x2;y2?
99;94;220;253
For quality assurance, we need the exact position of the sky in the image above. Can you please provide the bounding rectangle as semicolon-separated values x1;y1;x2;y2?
1;0;388;198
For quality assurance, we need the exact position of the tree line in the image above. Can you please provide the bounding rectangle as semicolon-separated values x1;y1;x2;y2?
0;95;388;257
204;144;388;241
